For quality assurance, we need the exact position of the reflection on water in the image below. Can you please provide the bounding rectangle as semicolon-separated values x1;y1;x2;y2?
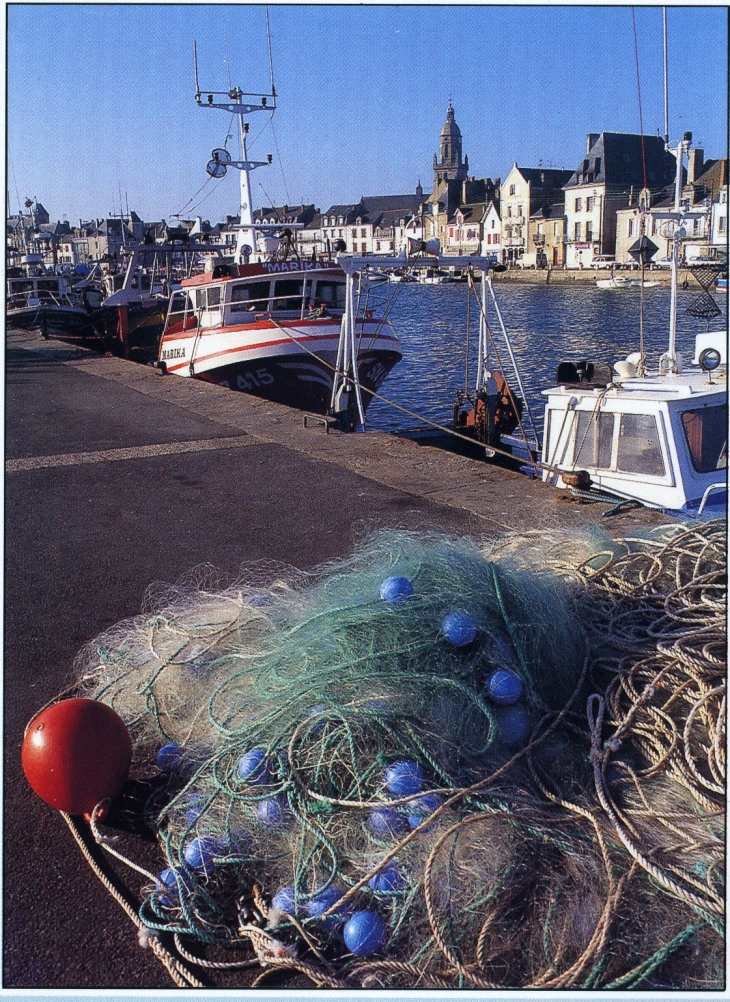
367;282;727;436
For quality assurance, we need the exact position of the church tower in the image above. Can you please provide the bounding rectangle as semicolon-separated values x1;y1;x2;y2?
433;103;469;186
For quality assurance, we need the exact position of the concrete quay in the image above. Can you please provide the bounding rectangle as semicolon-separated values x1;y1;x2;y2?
4;329;672;990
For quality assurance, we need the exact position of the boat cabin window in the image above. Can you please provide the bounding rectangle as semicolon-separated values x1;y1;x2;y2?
681;406;728;473
616;413;666;476
312;280;346;310
229;281;271;313
574;411;613;470
168;290;193;318
272;279;304;310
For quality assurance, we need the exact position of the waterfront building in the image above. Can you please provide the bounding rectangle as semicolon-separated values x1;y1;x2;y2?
500;165;572;266
444;202;486;255
527;203;566;268
563;132;677;268
480;201;502;262
318;191;424;257
614;155;727;265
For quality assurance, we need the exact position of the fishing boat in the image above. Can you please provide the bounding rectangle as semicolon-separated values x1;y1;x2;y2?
99;243;196;360
156;47;402;426
6;255;99;336
715;275;727;294
541;129;727;515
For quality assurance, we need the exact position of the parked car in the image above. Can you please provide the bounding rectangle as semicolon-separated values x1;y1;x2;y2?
589;255;615;269
652;257;675;269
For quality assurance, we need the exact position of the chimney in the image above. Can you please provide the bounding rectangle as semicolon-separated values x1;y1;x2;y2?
687;148;704;186
587;133;599;154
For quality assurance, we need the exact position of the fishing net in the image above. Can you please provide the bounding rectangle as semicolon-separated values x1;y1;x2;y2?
73;521;725;989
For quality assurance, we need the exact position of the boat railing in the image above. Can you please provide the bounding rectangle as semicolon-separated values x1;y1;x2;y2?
7;288;77;311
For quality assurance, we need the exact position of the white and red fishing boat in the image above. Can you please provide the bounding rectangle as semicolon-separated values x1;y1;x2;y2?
157;44;402;427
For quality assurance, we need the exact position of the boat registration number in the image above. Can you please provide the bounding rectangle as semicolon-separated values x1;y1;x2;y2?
237;368;274;390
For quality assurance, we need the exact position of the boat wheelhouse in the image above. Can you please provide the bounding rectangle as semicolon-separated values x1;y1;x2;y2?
541;336;727;513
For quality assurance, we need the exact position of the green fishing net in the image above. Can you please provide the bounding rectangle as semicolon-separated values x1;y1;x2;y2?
74;523;725;989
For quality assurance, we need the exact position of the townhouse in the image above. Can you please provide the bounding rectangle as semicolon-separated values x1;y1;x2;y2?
500;166;572;266
563;132;677;268
614;154;728;265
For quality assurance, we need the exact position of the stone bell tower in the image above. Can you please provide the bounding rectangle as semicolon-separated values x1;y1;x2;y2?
433;103;469;187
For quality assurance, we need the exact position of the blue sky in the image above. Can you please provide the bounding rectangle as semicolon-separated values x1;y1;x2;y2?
6;4;728;226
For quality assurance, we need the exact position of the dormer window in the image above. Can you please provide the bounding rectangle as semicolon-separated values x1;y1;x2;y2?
594;158;601;175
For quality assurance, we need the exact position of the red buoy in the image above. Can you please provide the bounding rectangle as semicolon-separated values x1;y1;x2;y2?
21;698;132;821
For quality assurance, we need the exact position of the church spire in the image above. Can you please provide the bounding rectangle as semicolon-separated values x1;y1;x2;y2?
433;103;468;187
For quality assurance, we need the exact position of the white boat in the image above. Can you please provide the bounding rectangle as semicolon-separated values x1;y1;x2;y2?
542;129;727;515
595;275;659;289
157;48;401;427
418;268;451;285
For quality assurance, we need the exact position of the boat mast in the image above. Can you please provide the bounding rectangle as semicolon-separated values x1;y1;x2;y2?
193;41;275;264
661;11;691;374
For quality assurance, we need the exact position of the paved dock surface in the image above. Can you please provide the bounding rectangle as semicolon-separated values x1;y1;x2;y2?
4;331;672;990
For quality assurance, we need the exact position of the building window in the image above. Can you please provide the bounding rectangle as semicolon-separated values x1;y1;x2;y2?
574;221;582;241
554;222;560;236
586;196;594;211
719;217;727;233
594;158;601;175
628;219;635;238
517;205;523;218
509;184;515;196
575;197;582;212
360;228;366;237
351;229;357;239
586;224;593;242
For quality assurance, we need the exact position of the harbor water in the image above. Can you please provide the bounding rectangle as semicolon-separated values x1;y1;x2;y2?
366;282;728;437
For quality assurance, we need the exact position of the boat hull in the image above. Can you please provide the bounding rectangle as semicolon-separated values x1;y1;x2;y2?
6;304;90;335
158;316;402;415
196;348;402;414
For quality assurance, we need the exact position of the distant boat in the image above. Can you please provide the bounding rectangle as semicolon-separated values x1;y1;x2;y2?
715;275;727;293
6;255;98;336
595;275;659;289
418;268;451;285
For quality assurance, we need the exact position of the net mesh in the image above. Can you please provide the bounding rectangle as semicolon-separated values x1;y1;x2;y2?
74;521;725;989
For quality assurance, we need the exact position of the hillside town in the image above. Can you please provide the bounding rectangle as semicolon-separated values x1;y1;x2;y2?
7;105;728;273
